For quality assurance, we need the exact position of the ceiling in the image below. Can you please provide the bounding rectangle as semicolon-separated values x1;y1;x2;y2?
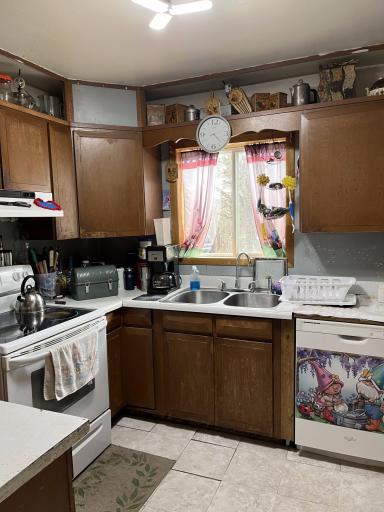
0;0;384;87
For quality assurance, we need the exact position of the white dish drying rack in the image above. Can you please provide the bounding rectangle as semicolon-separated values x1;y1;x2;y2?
279;275;356;304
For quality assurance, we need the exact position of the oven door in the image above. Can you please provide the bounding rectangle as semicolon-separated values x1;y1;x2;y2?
2;317;109;422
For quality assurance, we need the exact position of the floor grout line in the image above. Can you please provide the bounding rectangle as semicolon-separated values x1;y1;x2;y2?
171;468;223;483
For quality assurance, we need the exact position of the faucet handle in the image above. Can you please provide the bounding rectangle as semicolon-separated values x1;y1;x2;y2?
266;275;273;292
248;281;257;293
218;280;227;291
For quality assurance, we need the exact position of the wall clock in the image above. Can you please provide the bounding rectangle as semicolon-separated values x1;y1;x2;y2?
196;115;231;153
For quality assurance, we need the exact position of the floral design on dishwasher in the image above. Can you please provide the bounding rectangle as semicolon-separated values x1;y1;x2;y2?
296;348;384;433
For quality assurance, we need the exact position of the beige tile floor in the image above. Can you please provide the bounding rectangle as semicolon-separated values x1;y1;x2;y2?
112;416;384;512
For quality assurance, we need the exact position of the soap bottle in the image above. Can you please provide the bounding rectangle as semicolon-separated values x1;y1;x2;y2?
190;265;201;290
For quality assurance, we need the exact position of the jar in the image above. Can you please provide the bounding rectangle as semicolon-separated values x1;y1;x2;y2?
0;74;13;103
185;105;200;122
123;267;135;290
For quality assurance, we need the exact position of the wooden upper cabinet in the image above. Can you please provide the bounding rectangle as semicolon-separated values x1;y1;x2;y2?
73;129;146;238
300;100;384;232
0;109;51;192
214;337;274;436
49;124;79;239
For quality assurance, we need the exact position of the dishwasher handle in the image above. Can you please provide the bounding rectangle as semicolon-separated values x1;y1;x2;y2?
338;335;368;345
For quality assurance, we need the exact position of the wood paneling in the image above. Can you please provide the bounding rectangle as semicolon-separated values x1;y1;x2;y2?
121;326;155;409
165;332;214;423
163;311;213;335
214;337;274;435
63;80;74;123
0;451;75;512
123;308;152;328
300;100;384;232
280;320;295;442
0;109;51;191
49;124;79;239
106;310;122;333
107;328;124;417
73;129;144;238
216;316;273;341
143;146;162;235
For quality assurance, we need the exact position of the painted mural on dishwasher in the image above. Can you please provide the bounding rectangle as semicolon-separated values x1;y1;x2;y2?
296;348;384;433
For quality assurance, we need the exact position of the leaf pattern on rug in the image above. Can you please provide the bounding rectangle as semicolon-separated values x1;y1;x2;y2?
73;445;174;512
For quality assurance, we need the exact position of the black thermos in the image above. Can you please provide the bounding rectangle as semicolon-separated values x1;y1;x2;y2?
123;267;135;290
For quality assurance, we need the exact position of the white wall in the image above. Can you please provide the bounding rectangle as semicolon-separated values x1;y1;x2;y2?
73;84;138;126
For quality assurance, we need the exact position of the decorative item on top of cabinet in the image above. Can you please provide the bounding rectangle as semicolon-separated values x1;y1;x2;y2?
74;129;157;238
147;104;165;126
205;91;221;115
228;87;252;114
251;92;270;112
0;108;51;192
300;99;384;232
318;60;357;102
166;104;188;124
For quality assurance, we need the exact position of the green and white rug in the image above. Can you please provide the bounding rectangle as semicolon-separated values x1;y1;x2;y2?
74;445;174;512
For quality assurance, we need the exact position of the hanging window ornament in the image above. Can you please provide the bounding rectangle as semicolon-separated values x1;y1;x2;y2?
282;176;297;232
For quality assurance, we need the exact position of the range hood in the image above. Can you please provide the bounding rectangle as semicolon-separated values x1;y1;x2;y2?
0;190;64;218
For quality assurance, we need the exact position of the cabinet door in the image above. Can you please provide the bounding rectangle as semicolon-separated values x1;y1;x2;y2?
107;328;124;417
0;109;51;192
165;332;214;423
49;124;79;239
74;130;144;238
300;100;384;232
215;337;273;435
121;326;155;409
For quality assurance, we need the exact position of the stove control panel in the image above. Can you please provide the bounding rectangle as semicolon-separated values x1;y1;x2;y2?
0;265;33;294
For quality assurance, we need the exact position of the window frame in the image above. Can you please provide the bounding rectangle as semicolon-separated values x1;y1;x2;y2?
170;131;295;266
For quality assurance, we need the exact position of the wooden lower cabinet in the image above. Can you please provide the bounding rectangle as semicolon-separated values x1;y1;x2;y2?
0;451;75;512
165;332;214;424
214;337;274;435
121;326;155;410
107;328;124;417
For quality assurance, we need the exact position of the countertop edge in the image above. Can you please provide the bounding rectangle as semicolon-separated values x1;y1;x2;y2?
0;419;89;504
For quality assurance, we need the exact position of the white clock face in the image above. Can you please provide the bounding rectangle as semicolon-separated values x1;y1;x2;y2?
196;115;231;153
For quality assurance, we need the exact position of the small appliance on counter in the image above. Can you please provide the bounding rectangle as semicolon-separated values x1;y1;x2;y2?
146;245;180;295
70;265;118;300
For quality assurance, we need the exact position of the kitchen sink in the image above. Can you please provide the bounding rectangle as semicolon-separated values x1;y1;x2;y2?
224;292;280;308
163;289;230;304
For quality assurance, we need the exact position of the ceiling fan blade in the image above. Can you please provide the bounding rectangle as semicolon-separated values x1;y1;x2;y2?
131;0;169;13
169;0;212;15
149;12;173;29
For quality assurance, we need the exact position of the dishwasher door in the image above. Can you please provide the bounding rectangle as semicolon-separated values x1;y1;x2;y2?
295;319;384;462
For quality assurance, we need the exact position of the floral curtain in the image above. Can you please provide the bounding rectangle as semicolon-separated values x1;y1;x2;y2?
245;142;287;258
179;150;219;257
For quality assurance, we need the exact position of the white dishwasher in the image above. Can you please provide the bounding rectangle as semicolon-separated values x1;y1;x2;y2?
295;319;384;463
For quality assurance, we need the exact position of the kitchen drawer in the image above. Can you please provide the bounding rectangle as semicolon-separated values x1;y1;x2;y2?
216;316;273;341
123;308;152;328
162;311;213;335
106;310;122;333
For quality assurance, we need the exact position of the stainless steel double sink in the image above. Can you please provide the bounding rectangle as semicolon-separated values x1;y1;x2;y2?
162;289;280;308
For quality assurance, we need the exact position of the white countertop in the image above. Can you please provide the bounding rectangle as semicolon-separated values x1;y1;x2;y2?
0;401;89;503
55;287;384;324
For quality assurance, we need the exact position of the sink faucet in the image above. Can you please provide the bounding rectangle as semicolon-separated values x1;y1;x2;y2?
235;252;252;289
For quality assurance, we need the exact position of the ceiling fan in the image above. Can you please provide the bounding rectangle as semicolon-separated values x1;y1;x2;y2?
132;0;213;30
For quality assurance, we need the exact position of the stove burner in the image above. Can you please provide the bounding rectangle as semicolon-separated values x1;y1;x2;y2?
0;324;24;343
44;308;79;321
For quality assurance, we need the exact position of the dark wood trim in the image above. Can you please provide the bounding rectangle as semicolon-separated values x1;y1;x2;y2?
136;88;147;127
280;320;295;442
273;320;282;438
143;43;384;91
0;47;66;81
71;79;139;91
70;121;141;132
0;99;69;126
63;80;74;123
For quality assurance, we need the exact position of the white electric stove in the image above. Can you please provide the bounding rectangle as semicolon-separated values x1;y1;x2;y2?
0;265;111;477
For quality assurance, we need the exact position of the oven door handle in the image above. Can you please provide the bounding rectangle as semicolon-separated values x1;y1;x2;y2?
5;352;50;371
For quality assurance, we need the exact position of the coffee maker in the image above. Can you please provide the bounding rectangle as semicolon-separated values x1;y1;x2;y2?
146;245;180;295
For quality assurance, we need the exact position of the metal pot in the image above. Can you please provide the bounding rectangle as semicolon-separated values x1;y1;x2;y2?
185;105;200;122
290;79;318;106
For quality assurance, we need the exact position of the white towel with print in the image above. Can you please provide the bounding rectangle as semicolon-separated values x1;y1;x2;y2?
44;330;99;401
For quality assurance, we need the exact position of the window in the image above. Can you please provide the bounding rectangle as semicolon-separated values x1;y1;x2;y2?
175;138;293;262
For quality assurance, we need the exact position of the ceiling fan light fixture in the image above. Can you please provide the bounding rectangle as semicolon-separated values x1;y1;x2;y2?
149;12;172;29
131;0;169;13
169;0;213;15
